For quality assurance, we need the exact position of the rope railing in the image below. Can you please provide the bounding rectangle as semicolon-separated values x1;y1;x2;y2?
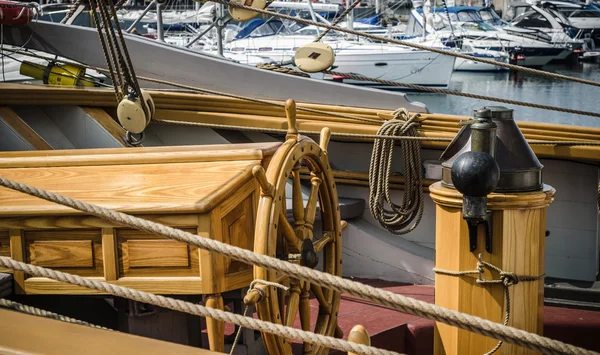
0;176;596;355
0;258;400;355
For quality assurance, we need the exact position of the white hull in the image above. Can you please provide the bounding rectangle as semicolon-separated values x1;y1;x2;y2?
222;36;456;88
454;57;508;71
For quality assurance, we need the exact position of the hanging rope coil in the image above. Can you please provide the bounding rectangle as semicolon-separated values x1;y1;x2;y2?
434;257;546;355
369;109;424;235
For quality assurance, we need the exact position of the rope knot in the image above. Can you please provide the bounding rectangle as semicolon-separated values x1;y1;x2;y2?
500;272;519;286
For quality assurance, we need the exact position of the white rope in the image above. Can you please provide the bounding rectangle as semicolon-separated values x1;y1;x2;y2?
0;257;400;355
0;176;596;355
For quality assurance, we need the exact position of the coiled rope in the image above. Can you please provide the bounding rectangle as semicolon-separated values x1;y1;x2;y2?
0;176;595;355
369;109;424;235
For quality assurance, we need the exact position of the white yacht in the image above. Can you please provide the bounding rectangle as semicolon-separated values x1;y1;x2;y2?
407;6;572;67
486;4;587;55
218;24;456;89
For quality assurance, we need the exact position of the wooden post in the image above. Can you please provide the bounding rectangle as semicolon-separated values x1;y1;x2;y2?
347;324;370;355
429;182;554;355
205;294;225;353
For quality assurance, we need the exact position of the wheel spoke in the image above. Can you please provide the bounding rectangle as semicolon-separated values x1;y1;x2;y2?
300;281;312;354
310;283;331;315
303;175;321;239
279;212;302;252
313;232;333;253
292;165;305;231
285;280;301;328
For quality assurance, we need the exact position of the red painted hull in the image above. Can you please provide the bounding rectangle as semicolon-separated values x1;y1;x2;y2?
0;0;34;25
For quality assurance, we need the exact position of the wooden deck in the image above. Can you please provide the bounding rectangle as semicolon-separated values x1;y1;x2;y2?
0;308;219;355
327;280;600;355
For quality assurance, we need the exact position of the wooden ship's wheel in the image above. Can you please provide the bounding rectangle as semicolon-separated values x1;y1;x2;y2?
246;100;343;355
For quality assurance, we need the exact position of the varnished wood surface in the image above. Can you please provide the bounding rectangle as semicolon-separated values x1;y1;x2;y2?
1;83;599;163
0;106;53;150
429;183;556;210
0;308;219;355
0;142;280;168
0;159;260;216
83;107;130;147
431;185;553;355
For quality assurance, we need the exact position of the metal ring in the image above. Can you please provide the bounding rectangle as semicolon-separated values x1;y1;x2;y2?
125;131;144;147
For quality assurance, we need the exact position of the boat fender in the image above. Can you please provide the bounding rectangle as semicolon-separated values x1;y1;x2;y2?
228;0;267;22
294;42;335;73
117;89;154;134
19;61;96;87
0;0;34;25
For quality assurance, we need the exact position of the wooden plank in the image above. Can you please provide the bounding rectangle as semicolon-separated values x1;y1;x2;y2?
0;160;260;216
0;106;53;150
102;228;117;281
22;276;204;295
0;308;219;355
30;240;94;268
9;229;24;293
24;230;103;277
127;240;190;268
0;214;198;230
82;107;130;147
117;228;199;278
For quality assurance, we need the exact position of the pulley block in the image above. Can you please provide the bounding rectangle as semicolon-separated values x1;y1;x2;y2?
117;89;155;134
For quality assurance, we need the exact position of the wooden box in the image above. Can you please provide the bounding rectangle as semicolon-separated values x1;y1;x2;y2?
0;143;280;295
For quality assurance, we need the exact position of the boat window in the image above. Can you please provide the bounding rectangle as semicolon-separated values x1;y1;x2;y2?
297;28;319;36
456;10;484;23
512;11;553;28
568;9;600;18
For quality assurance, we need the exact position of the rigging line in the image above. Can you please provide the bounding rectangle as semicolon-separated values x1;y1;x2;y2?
8;47;600;124
89;0;123;101
313;0;361;42
322;70;600;118
2;47;381;124
207;0;600;88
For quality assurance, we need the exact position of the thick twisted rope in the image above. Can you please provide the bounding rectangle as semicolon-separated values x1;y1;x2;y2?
0;177;595;355
256;63;310;78
0;298;108;330
369;109;424;235
0;258;400;355
323;71;600;119
210;0;600;89
434;259;546;355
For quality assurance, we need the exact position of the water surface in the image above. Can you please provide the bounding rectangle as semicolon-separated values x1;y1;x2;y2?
408;63;600;128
